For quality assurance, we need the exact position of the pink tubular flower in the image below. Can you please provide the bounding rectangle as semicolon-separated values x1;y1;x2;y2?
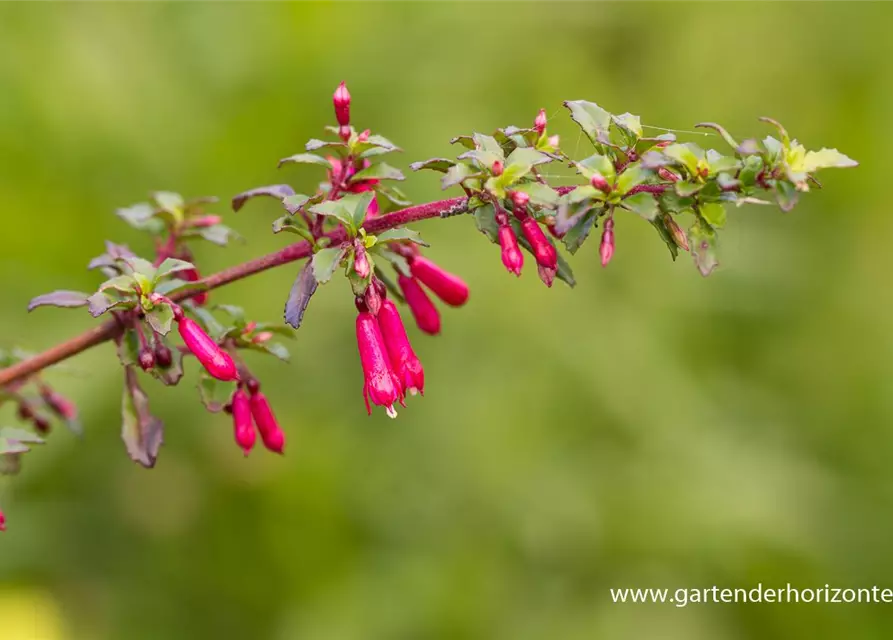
231;388;256;455
498;224;524;276
519;217;558;270
40;386;77;422
249;391;285;454
356;311;403;417
177;315;239;381
397;275;442;335
333;81;351;127
600;218;615;267
409;256;469;307
534;108;547;135
377;299;425;396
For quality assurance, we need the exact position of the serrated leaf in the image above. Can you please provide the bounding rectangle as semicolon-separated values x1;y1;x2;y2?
121;368;164;468
98;275;137;295
231;184;296;212
473;133;504;157
375;228;427;245
662;144;703;175
410;158;455;173
675;181;704;197
278;153;329;168
282;193;312;214
564;185;601;205
283;261;318;331
154;258;195;282
305;138;347;152
612;112;642;139
555;250;576;288
348;191;376;228
576;153;616;184
801;148;858;172
87;292;128;317
622;192;659;220
146;303;175;335
441;163;474;190
561;209;596;254
450;135;476;150
312;246;347;284
351;162;405;183
355;134;401;159
28;290;90;312
122;257;157;280
564;100;612;145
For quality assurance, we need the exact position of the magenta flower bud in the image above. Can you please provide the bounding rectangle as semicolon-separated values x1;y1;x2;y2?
600;218;615;267
358;129;370;142
590;172;611;193
548;134;560;148
356;311;403;418
658;167;680;183
181;268;208;306
249;391;285;454
364;281;382;316
498;225;524;277
189;215;222;228
333;81;351;127
354;243;371;280
138;348;155;371
154;343;173;368
34;415;51;435
397;275;441;336
40;387;77;421
0;509;5;532
664;214;689;252
491;160;504;176
231;388;256;456
537;264;556;288
339;124;351;142
510;190;530;210
519;217;558;270
534;108;547;135
378;299;425;396
177;317;239;381
409;256;469;307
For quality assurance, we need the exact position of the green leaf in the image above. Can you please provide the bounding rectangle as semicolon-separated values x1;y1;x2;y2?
622;192;659;220
612;112;643;140
272;216;314;242
561;209;597;254
116;203;163;232
410;158;455;173
309;200;355;231
762;136;784;164
306;138;346;152
282;193;312;214
351;162;405;182
576;153;616;184
189;305;226;339
699;202;727;228
99;275;137;294
0;427;44;456
146;303;175;335
375;228;427;246
87;292;130;317
689;220;719;277
373;183;413;210
373;247;411;277
511;182;560;208
616;164;651;194
775;180;799;212
154;258;195;282
662;144;703;176
555;249;576;288
505;147;551;171
441;163;474;190
675;181;704;197
312;246;347;283
152;191;184;214
122;257;157;280
28;290;90;312
154;278;207;297
121;368;164;468
563;100;612;145
473;133;504;158
473;204;500;243
348;191;376;229
801;148;858;172
198;224;240;246
355;134;401;159
278;153;329;168
250;341;290;362
706;150;742;175
197;373;237;413
449;135;476;150
650;216;680;261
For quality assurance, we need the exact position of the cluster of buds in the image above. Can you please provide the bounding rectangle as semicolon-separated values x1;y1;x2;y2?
397;254;469;336
229;379;284;455
9;381;79;437
503;191;559;285
355;283;425;418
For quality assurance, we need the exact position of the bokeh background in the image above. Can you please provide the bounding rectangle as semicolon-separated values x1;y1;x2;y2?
1;2;891;639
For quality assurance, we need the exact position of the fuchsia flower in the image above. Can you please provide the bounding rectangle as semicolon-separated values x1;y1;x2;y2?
231;388;256;456
377;299;425;396
534;108;547;135
520;217;558;270
498;224;524;276
176;311;239;381
664;215;689;252
590;172;611;193
333;81;351;127
397;274;441;336
181;268;208;306
248;385;285;454
409;256;469;307
0;509;5;532
600;217;615;267
356;311;403;418
354;242;371;279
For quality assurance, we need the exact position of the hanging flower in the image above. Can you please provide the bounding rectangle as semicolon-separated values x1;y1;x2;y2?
409;256;469;307
397;274;441;335
356;311;402;417
175;310;238;381
377;299;424;396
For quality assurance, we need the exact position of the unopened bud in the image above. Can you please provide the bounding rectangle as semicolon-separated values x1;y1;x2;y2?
590;172;611;193
138;349;155;371
491;160;504;177
664;214;689;252
534;108;547;135
510;191;530;210
358;129;370;143
333;81;351;127
154;343;173;369
364;281;383;316
658;167;680;183
189;215;222;228
600;218;615;267
354;243;371;280
34;416;51;435
548;134;560;149
339;124;351;142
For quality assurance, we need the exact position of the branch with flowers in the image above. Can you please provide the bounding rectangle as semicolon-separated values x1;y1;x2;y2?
0;82;857;531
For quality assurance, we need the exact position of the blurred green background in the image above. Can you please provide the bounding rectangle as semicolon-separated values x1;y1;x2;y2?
0;2;890;639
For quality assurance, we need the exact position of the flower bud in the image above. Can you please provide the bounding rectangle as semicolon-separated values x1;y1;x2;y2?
177;317;239;381
600;218;615;267
339;125;352;142
154;343;173;369
231;388;256;456
378;299;425;396
658;167;680;183
333;81;351;127
181;268;208;306
249;391;285;454
138;348;155;371
547;135;560;149
34;415;51;435
409;256;469;307
364;281;382;316
16;403;33;421
356;311;403;417
590;172;611;193
397;275;441;335
189;215;222;228
534;108;547;135
39;386;78;422
520;217;558;270
491;160;504;177
0;509;5;532
358;129;370;143
498;225;524;277
664;214;689;252
354;243;371;280
537;264;556;288
510;190;530;211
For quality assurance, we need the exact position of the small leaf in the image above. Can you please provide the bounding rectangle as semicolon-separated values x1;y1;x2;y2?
98;275;137;295
351;162;405;183
563;100;612;145
689;220;719;277
28;290;90;312
282;193;312;214
312;246;347;284
511;182;560;208
231;184;296;212
699;202;727;228
250;341;290;362
146;303;175;335
622;192;659;220
152;191;184;214
309;200;354;231
346;191;376;229
154;278;207;297
612;112;643;140
121;368;164;468
441;163;474;190
189;305;226;339
616;164;651;194
198;224;240;246
561;209;597;254
355;134;401;159
306;138;347;152
278;153;329;168
410;158;455;173
775;180;799;212
375;228;427;246
122;257;158;280
116;203;162;232
801;148;858;172
87;292;128;317
197;373;236;413
576;153;616;184
694;122;739;149
272;216;315;242
675;181;704;197
154;258;195;281
473;203;500;243
662;144;703;176
450;135;476;150
373;247;411;277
